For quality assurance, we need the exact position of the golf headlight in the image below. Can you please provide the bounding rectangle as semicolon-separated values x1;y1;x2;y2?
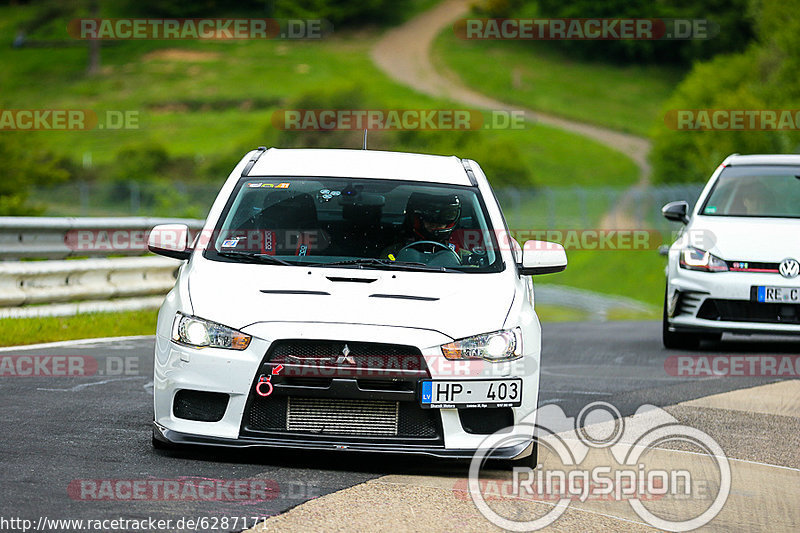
679;247;728;272
171;313;251;350
441;328;522;362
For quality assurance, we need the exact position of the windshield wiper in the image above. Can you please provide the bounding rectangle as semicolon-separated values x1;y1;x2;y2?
309;258;463;273
216;251;294;266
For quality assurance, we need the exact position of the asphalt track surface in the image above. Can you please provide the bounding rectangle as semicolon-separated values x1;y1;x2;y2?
0;322;796;531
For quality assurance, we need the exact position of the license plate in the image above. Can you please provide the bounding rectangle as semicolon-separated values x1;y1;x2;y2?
755;286;800;303
420;379;522;409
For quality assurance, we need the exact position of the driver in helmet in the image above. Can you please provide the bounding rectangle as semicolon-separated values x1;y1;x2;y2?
382;192;466;259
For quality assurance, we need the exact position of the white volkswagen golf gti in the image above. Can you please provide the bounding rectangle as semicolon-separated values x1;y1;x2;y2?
147;147;567;464
662;154;800;349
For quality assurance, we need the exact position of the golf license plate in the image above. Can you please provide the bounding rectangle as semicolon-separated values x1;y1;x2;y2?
420;379;522;409
755;286;800;303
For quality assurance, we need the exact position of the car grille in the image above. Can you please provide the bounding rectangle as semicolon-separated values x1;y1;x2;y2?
697;299;800;324
266;339;424;372
286;397;399;436
243;395;440;440
241;339;440;443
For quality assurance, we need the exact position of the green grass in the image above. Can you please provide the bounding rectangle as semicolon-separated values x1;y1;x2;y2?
433;31;683;137
537;249;667;308
0;309;158;347
1;5;637;188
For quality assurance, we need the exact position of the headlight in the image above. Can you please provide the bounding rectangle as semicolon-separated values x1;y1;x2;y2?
441;328;522;362
679;247;728;272
171;313;251;350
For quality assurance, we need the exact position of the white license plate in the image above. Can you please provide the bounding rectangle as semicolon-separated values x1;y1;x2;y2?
420;379;522;409
756;286;800;303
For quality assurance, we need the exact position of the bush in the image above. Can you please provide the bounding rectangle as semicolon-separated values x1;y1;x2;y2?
0;135;70;215
505;0;754;65
650;0;800;183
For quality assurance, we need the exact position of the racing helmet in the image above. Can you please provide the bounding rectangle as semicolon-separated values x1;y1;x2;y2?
406;192;461;241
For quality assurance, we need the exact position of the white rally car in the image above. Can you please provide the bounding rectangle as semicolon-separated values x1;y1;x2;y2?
148;147;567;464
662;154;800;349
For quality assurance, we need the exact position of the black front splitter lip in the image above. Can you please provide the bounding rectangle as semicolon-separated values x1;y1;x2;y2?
153;423;533;460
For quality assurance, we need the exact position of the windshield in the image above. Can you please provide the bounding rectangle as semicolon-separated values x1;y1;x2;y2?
205;177;503;272
700;166;800;218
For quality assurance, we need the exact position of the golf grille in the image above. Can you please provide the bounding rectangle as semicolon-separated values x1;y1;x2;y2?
286;397;399;436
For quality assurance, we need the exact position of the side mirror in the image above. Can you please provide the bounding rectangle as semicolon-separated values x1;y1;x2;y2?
148;224;191;260
662;201;690;224
518;240;567;276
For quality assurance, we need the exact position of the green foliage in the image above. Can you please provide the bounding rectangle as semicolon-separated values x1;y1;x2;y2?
506;0;754;65
0;134;70;215
651;0;800;184
267;84;535;187
116;0;412;26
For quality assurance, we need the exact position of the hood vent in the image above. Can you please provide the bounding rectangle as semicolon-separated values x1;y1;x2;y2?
369;293;439;301
326;276;377;283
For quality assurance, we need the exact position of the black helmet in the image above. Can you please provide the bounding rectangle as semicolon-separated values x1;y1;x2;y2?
406;192;461;241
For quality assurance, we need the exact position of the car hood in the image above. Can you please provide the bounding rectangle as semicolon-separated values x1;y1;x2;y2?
187;258;515;340
690;216;800;261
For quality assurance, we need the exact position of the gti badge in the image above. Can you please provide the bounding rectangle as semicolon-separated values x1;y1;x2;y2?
779;258;800;279
335;344;356;365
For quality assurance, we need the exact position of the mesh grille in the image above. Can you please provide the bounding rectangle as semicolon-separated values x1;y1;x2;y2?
698;299;800;324
287;397;399;436
245;395;441;440
267;340;424;371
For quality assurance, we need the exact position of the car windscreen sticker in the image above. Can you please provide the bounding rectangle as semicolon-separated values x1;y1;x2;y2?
221;238;240;248
248;182;290;189
705;206;717;213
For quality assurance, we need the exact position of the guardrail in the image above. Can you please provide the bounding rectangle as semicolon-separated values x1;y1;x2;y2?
0;217;204;260
0;217;204;318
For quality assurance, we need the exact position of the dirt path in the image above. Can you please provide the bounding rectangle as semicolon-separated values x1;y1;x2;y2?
371;0;653;229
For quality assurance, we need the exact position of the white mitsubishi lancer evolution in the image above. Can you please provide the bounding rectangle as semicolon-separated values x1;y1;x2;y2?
662;154;800;348
147;147;567;464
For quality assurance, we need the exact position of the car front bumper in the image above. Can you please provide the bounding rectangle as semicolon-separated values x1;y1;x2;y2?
667;267;800;335
153;321;540;458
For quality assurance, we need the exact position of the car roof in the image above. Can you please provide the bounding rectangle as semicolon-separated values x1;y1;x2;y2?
247;148;472;185
722;153;800;167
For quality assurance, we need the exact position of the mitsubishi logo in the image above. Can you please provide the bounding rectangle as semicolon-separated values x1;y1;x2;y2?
779;259;800;279
335;344;356;365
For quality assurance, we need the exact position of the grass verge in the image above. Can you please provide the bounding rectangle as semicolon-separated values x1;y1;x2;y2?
433;30;682;137
0;309;157;347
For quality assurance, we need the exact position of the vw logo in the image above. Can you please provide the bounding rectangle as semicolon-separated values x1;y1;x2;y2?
779;259;800;279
